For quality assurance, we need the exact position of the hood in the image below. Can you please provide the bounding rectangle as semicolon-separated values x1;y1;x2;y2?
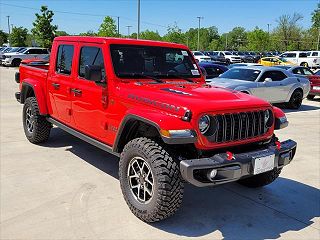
119;80;270;117
208;78;253;89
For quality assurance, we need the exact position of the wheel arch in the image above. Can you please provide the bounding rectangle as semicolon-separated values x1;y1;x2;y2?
113;115;161;153
21;82;48;115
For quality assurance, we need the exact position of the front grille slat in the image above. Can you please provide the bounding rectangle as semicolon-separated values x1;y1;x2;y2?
210;110;268;143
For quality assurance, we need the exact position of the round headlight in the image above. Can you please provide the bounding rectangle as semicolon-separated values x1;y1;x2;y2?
199;115;210;134
264;109;274;128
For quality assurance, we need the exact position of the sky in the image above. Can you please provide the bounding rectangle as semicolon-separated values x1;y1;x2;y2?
0;0;318;36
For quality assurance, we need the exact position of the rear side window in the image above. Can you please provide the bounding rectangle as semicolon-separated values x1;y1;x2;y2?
79;46;105;79
312;52;318;56
56;45;74;75
299;52;307;58
286;53;296;58
260;71;287;82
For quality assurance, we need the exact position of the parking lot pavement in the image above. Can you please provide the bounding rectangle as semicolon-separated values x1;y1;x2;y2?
0;66;319;239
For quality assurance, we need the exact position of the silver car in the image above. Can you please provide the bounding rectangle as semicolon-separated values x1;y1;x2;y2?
209;66;310;109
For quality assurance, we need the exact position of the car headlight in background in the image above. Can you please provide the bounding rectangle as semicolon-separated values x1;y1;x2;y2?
199;115;210;134
264;109;274;128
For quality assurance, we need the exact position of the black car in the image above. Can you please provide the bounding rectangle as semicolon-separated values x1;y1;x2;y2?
198;62;229;80
204;51;227;63
236;51;255;63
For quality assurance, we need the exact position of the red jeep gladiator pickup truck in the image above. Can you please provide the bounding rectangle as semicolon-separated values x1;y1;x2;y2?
15;36;296;222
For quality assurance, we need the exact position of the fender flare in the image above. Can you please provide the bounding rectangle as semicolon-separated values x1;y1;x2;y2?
113;112;196;153
21;81;48;115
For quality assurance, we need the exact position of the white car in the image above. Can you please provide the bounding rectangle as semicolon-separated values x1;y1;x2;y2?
279;51;320;69
214;51;241;63
2;47;50;67
191;51;211;62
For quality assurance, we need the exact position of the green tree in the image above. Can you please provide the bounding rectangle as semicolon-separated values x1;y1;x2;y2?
312;3;320;28
226;27;248;50
31;6;57;48
274;13;303;50
247;27;269;51
139;30;162;41
79;30;97;36
98;16;117;37
55;30;69;36
0;30;8;46
163;23;185;44
185;26;219;50
9;27;28;47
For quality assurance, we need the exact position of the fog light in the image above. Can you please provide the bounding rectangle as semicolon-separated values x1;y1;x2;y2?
207;169;218;181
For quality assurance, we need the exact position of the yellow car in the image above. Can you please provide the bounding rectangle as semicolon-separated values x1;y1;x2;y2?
259;57;295;66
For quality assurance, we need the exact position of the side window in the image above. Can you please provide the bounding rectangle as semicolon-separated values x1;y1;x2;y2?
299;52;307;58
312;52;318;56
302;68;313;75
79;46;105;80
286;53;296;58
292;68;302;75
56;44;74;75
260;71;287;82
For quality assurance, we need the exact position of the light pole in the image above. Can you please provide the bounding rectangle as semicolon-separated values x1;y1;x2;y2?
137;0;140;39
6;16;10;46
126;25;132;37
117;16;120;37
267;23;271;50
197;16;203;50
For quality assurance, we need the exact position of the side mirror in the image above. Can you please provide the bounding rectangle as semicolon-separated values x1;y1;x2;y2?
84;65;105;84
264;78;272;83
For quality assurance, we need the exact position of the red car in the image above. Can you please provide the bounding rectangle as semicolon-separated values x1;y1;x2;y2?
15;36;296;222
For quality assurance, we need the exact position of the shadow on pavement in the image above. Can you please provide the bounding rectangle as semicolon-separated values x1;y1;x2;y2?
275;101;320;113
41;128;319;239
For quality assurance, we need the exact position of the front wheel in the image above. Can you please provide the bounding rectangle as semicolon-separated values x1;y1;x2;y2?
23;97;51;143
119;137;184;223
238;168;282;188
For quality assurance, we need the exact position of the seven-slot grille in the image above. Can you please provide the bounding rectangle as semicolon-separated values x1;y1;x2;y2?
208;110;268;143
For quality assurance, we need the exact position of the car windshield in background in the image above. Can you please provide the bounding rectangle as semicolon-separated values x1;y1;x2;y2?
110;45;199;78
224;52;232;55
220;68;260;81
278;57;288;62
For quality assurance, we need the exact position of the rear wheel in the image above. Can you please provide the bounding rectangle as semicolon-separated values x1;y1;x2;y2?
119;137;184;222
307;94;315;100
238;168;282;188
23;97;51;143
287;90;303;109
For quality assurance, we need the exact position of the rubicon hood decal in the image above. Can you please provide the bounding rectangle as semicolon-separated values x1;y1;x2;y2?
128;94;181;112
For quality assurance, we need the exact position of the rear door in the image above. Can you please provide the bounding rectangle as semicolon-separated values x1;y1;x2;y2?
71;43;112;143
47;43;75;124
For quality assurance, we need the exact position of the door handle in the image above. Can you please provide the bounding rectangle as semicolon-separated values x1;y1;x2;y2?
71;88;82;95
52;83;60;89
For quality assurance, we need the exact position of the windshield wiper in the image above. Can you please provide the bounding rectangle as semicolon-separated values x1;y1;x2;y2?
118;73;164;83
165;73;195;83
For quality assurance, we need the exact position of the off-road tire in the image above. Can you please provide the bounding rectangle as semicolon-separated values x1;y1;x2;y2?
23;97;51;143
238;168;282;188
287;89;303;109
119;137;184;223
307;94;315;100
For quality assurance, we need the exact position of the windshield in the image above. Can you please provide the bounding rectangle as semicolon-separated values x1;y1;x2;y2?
224;52;232;55
278;57;288;62
110;44;200;79
220;68;261;81
193;51;204;56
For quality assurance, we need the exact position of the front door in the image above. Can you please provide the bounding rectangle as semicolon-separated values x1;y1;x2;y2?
254;70;288;102
71;44;112;144
47;43;75;124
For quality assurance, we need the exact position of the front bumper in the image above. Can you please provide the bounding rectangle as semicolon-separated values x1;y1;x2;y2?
180;139;297;187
